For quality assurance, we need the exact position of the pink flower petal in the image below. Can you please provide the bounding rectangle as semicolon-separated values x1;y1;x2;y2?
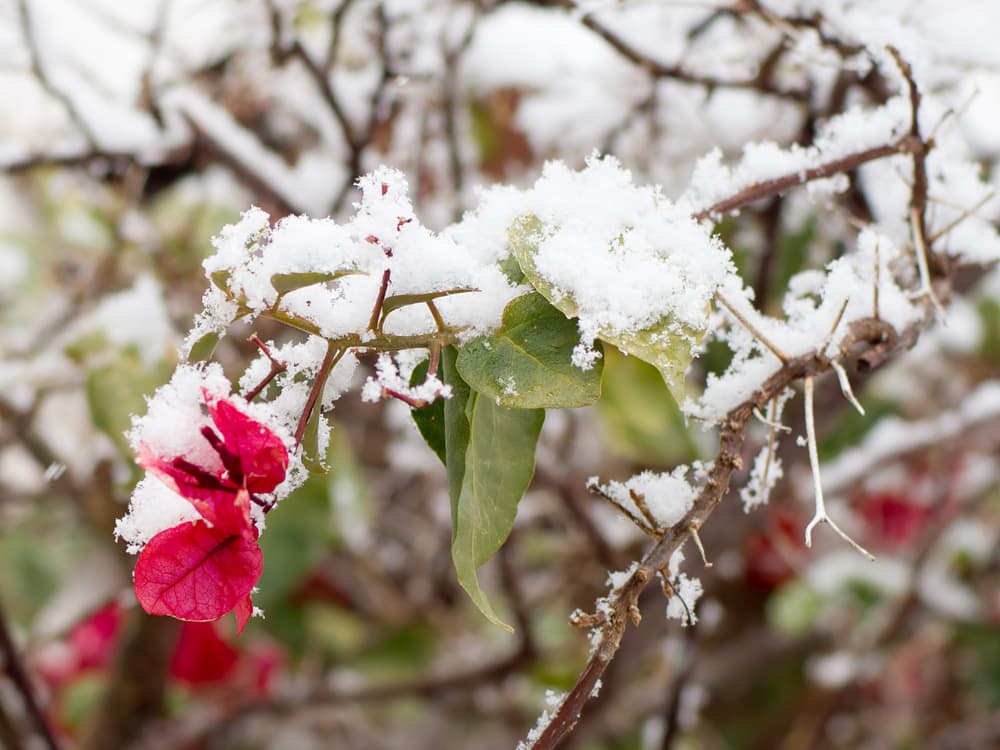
134;521;262;624
207;397;289;494
233;594;254;635
137;444;251;534
169;622;241;685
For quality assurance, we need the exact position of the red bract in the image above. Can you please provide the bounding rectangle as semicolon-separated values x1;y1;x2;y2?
137;391;289;533
135;520;263;632
745;509;806;591
170;621;241;685
854;493;932;551
133;393;288;632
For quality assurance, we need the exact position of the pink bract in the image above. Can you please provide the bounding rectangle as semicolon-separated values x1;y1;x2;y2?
132;393;287;631
134;520;262;633
137;392;289;535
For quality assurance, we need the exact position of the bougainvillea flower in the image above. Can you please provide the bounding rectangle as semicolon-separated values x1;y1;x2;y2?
135;520;263;632
132;392;288;632
136;391;289;535
854;492;933;551
170;621;242;685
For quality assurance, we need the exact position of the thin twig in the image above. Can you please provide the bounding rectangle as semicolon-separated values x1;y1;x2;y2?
294;343;343;446
18;0;99;149
695;137;921;221
714;291;789;362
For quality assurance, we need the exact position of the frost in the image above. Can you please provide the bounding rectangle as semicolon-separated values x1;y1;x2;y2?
665;550;703;626
591;467;697;530
741;449;784;513
361;353;451;404
512;154;736;344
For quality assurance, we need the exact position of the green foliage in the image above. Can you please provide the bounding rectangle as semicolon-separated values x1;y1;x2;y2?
380;287;476;322
509;214;703;405
442;347;544;631
770;217;817;310
60;674;108;733
86;349;174;459
457;293;603;409
977;297;1000;363
409;359;447;463
597;346;698;465
955;623;1000;707
271;270;361;296
255;474;333;610
818;396;898;462
767;580;823;636
186;330;221;362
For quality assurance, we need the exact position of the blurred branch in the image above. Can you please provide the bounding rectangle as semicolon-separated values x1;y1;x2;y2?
0;598;62;750
577;9;809;102
17;0;99;149
80;613;179;750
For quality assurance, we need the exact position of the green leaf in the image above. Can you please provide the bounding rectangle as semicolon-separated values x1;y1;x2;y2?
210;269;231;290
255;473;332;609
767;580;823;636
380;287;477;325
456;293;602;409
186;330;221;362
442;347;471;527
509;214;703;405
271;270;363;296
598;346;698;466
300;395;328;474
498;254;525;285
409;359;446;463
442;348;544;631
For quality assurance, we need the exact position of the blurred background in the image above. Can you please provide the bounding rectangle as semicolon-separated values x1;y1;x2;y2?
2;1;1000;748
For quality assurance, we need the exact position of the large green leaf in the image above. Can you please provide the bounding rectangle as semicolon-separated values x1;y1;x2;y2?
442;348;544;631
442;347;471;525
456;293;602;409
509;214;705;405
598;346;698;466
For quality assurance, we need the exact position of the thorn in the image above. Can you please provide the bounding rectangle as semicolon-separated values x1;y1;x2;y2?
690;525;713;568
714;291;789;363
910;207;946;320
832;360;865;416
803;376;875;560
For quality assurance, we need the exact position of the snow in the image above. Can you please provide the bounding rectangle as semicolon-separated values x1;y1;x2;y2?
115;475;201;553
63;275;175;367
590;468;697;531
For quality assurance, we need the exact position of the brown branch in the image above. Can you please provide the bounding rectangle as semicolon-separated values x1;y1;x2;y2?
331;0;394;213
0;599;62;750
526;313;930;750
695;136;921;220
17;0;99;149
580;12;809;102
293;342;343;446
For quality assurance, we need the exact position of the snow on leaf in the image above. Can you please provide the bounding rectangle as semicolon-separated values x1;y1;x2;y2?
456;292;603;409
